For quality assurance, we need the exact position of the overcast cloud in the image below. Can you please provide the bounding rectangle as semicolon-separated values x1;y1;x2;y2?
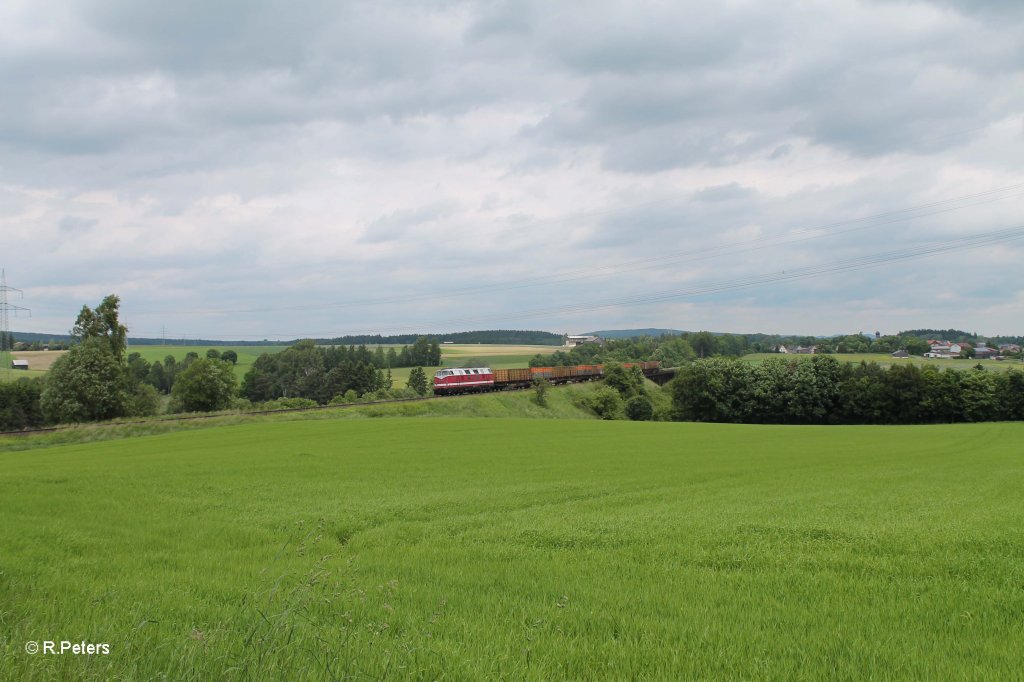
3;0;1023;339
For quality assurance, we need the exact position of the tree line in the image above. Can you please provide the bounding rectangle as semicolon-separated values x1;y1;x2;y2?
240;339;438;404
670;356;1024;425
529;332;751;368
0;296;444;430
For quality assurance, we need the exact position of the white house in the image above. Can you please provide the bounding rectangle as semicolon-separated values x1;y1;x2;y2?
566;335;601;348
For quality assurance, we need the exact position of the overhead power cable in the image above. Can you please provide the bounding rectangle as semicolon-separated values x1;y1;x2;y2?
127;182;1024;317
131;222;1024;339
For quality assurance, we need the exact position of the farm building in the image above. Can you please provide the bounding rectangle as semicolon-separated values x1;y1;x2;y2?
925;342;963;359
891;350;910;359
11;359;29;370
566;335;602;348
974;345;999;359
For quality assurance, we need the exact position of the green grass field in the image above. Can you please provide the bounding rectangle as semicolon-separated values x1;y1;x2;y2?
743;352;1023;372
127;345;289;380
2;417;1022;679
122;343;560;386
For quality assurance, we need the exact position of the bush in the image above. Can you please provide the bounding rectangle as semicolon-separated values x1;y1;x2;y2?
533;379;549;407
327;390;360;405
582;387;624;420
258;397;319;410
231;397;253;411
0;379;46;430
127;384;161;417
603;363;645;399
625;395;654;421
171;357;238;413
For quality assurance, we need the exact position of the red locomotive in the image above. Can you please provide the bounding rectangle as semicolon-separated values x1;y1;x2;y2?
433;362;661;395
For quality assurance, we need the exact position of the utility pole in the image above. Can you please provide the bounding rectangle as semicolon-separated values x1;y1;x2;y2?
0;270;31;381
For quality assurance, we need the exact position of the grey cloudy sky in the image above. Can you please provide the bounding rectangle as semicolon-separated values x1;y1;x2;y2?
3;0;1023;340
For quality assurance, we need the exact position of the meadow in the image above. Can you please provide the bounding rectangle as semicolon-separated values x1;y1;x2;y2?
742;352;1023;372
126;345;289;380
123;343;559;386
2;417;1022;680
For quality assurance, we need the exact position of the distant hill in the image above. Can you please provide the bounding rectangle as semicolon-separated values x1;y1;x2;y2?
584;328;687;339
317;330;564;346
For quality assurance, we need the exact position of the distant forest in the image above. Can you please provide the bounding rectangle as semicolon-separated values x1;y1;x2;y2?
898;329;1024;345
314;330;565;346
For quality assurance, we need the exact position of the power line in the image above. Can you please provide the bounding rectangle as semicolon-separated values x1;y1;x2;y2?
130;222;1024;339
0;270;31;381
125;181;1024;317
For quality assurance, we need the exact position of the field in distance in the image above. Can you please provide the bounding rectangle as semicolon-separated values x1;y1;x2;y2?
742;351;1022;372
7;343;562;384
4;350;64;380
2;418;1021;679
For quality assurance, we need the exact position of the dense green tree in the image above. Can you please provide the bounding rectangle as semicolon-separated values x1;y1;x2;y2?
960;368;997;422
603;362;645;400
127;352;152;386
407;367;429;396
220;350;238;364
583;387;625;420
670;358;755;422
171;357;238;412
40;339;134;423
206;349;221;359
689;331;717;359
71;295;128;360
996;371;1024;420
901;336;930;356
652;337;696;367
241;353;281;402
625;395;654;421
0;379;46;430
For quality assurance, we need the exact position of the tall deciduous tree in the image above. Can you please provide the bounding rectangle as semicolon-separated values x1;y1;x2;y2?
72;294;128;361
40;339;133;423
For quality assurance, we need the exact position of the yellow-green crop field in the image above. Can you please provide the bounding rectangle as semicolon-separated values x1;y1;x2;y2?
2;417;1022;679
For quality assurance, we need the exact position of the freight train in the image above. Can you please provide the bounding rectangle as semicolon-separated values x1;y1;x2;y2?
433;361;662;395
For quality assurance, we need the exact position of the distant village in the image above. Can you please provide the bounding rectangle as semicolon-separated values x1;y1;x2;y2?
778;340;1021;360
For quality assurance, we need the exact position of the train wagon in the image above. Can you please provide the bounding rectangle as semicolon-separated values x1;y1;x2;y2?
493;368;532;389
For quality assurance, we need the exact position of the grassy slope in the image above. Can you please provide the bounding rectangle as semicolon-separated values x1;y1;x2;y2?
2;418;1022;680
0;382;603;453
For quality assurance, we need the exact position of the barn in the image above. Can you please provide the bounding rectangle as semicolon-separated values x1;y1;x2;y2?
11;359;29;370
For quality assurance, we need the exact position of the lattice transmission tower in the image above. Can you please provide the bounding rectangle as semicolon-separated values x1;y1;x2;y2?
0;269;31;381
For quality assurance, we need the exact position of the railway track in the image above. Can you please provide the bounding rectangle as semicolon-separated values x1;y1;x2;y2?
1;369;676;439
